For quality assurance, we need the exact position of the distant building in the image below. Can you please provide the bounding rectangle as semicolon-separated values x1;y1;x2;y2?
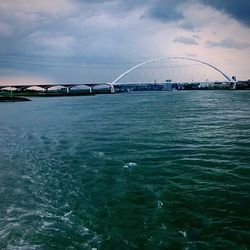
162;83;172;90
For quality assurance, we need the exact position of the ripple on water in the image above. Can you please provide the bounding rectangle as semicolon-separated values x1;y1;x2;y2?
92;151;105;159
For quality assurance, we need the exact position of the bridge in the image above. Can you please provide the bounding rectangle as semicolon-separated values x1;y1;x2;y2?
0;83;115;94
0;57;237;93
111;57;236;90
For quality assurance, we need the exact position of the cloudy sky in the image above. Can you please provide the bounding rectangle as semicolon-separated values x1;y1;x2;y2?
0;0;249;84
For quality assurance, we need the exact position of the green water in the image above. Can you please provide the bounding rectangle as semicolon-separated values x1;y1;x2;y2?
0;91;249;249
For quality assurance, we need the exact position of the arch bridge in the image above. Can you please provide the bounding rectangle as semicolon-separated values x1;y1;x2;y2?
111;57;236;89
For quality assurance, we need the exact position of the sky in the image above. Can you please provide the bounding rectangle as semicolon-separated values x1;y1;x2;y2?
0;0;249;84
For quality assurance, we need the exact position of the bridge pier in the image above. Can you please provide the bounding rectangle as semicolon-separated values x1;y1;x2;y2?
232;82;237;90
107;83;115;93
89;86;93;94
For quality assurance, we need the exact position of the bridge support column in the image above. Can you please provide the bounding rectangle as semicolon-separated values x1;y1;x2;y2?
66;87;70;94
89;86;93;94
107;84;115;93
232;82;237;90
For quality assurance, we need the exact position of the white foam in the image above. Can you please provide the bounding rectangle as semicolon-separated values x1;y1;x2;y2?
78;226;90;236
93;151;104;158
61;211;73;222
157;200;163;209
179;230;187;238
21;175;33;183
64;211;73;217
41;221;55;229
123;162;137;168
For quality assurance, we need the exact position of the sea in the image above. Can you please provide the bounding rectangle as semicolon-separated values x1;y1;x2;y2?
0;91;249;249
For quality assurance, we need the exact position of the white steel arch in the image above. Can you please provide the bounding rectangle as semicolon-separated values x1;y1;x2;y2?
112;57;234;84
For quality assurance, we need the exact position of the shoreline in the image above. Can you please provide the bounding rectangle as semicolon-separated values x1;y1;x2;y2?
0;96;31;102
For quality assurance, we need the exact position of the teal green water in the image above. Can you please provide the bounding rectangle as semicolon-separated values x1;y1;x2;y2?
0;91;249;249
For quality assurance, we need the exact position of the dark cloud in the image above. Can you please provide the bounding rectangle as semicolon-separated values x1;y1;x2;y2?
207;38;250;49
200;0;250;27
144;0;250;28
74;0;113;2
73;0;148;13
145;0;186;22
174;36;199;45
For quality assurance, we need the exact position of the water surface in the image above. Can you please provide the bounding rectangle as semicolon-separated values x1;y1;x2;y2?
0;91;249;249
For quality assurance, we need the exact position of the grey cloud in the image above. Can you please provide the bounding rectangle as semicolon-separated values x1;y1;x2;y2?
178;22;196;31
207;38;250;49
73;0;149;14
0;0;152;82
192;35;201;40
145;0;186;22
74;0;114;2
174;36;199;45
0;0;249;83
